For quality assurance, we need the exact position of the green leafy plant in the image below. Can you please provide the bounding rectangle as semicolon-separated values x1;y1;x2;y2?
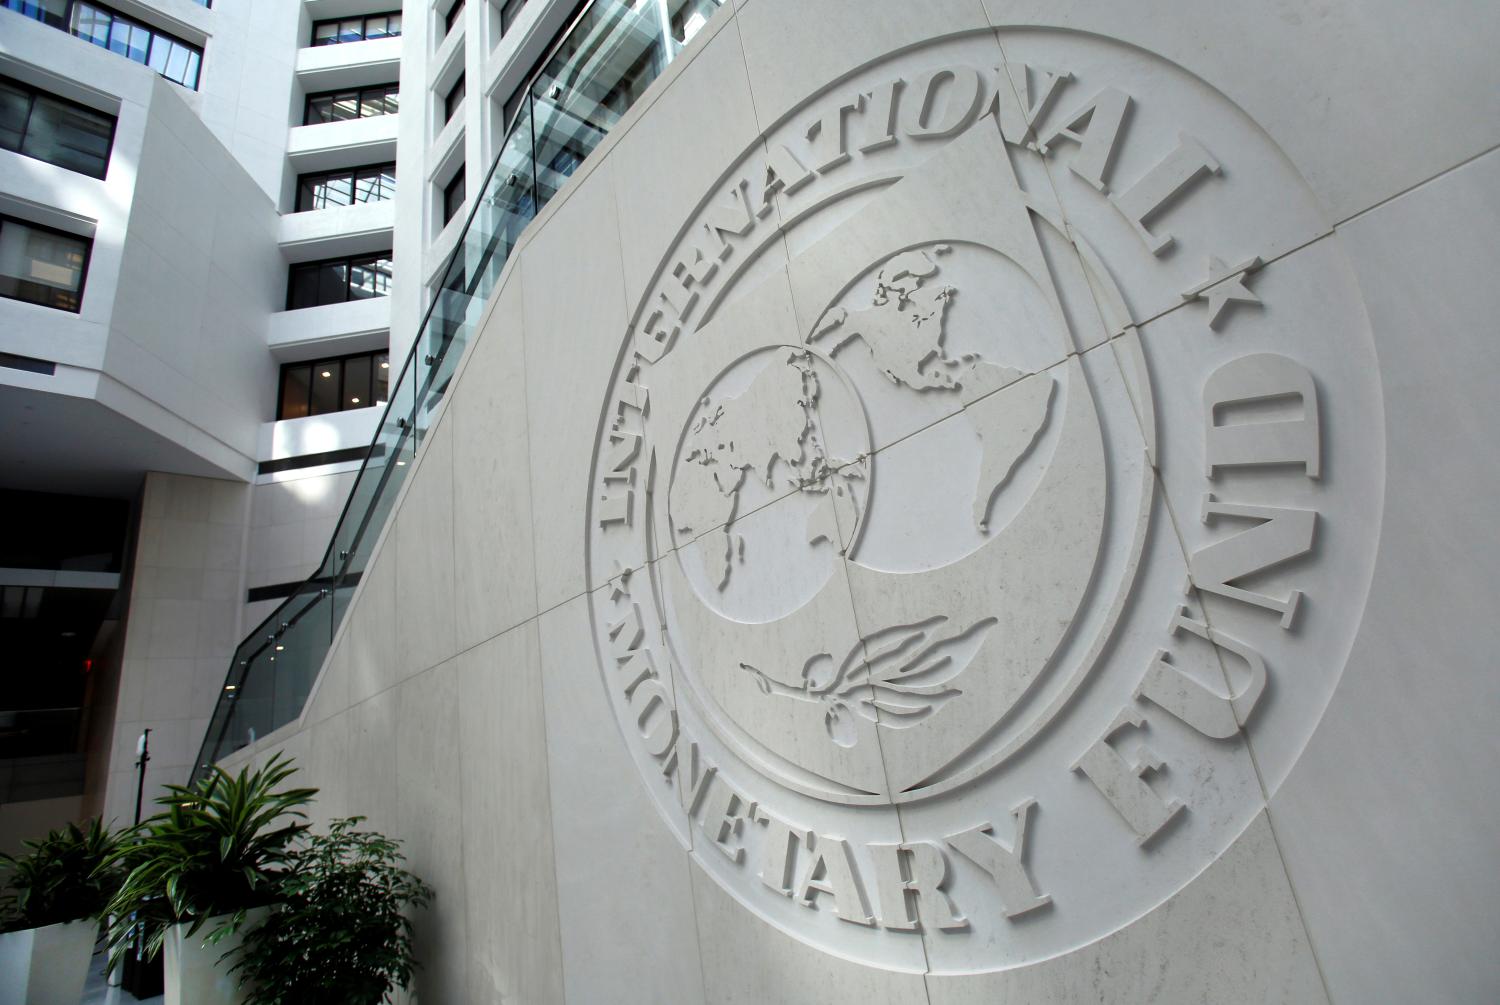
103;752;317;972
0;818;122;933
230;817;434;1005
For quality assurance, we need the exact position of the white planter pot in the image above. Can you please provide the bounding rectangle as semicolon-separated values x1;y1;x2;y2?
163;906;269;1005
0;919;97;1005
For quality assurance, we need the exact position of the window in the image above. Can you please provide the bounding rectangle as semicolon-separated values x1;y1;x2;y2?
0;76;115;179
444;72;465;123
500;84;526;132
304;84;399;125
498;0;524;35
3;0;68;29
286;252;392;310
310;11;402;46
444;0;463;36
296;163;396;211
0;216;90;312
443;168;465;224
43;2;204;89
277;349;390;420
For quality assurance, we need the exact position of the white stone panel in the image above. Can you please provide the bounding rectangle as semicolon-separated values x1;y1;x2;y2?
520;158;631;611
394;419;457;678
395;659;469;1003
456;622;566;1004
1266;148;1500;1004
538;593;705;1005
978;0;1500;223
451;270;540;651
925;812;1325;1003
610;14;760;311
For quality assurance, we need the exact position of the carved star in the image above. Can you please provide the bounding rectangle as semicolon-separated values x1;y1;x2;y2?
1182;256;1262;331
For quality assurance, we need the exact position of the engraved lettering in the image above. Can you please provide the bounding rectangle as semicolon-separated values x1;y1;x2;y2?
1190;495;1316;628
858;79;902;153
868;841;968;931
1108;134;1221;254
1204;354;1321;477
1136;606;1267;738
1036;86;1131;192
626;675;676;758
759;145;814;216
990;63;1072;147
753;806;810;897
945;799;1050;918
795;834;875;926
807;95;863;173
698;774;753;864
900;66;985;139
1072;711;1183;844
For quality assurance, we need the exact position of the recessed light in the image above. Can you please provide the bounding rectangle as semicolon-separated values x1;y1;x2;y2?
225;684;237;691
275;644;285;651
321;371;332;378
380;361;389;369
350;397;360;403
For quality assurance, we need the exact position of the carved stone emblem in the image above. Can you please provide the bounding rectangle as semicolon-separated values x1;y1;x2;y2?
585;31;1383;972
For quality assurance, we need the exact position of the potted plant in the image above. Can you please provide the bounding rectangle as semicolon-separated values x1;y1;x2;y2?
104;753;317;1005
0;819;121;1005
230;817;433;1005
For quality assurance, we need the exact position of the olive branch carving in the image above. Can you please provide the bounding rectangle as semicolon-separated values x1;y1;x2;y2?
739;616;997;748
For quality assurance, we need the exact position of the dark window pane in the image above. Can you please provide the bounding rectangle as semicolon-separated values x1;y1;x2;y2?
326;173;355;208
445;2;463;34
312;21;339;45
0;82;30;153
23;95;112;179
288;263;320;309
4;0;69;28
348;256;391;300
306;94;333;124
374;354;390;402
344;355;372;408
445;73;465;123
280;365;311;419
317;261;349;304
354;165;395;203
443;170;465;223
0;218;89;312
331;91;360;121
309;360;341;415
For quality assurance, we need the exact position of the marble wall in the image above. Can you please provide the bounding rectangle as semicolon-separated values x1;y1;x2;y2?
221;2;1500;1001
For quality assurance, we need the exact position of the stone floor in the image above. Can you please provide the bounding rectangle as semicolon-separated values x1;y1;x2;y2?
79;951;163;1005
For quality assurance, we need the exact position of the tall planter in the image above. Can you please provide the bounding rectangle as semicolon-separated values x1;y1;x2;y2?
162;907;268;1005
0;919;96;1005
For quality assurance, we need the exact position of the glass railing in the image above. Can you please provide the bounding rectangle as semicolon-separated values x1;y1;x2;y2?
191;0;724;781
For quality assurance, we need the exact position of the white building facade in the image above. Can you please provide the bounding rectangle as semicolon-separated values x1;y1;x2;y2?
3;0;1499;1002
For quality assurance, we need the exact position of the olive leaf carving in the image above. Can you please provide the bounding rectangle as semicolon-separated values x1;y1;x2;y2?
740;616;997;748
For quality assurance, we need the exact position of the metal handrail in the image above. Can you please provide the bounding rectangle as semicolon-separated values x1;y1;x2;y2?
191;0;721;780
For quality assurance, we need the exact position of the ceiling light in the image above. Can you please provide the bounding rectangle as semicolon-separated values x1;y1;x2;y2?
350;396;360;403
380;361;389;369
225;684;237;691
275;644;285;651
321;370;332;378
